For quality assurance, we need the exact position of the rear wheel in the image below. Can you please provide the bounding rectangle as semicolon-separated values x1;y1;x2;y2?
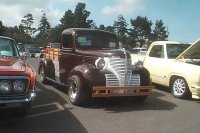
68;75;88;106
170;77;191;99
39;65;49;84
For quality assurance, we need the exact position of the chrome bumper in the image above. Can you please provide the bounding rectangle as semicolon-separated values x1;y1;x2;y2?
92;86;154;97
0;90;36;108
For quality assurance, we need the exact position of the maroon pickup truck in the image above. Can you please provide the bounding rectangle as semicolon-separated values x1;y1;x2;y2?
38;28;154;106
0;36;36;112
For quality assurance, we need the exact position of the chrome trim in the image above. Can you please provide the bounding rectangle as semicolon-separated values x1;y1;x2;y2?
0;76;29;80
0;76;30;95
0;90;36;104
122;48;128;87
105;57;140;86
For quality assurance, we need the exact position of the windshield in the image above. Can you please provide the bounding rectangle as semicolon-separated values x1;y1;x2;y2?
76;31;119;49
0;38;19;57
167;44;190;59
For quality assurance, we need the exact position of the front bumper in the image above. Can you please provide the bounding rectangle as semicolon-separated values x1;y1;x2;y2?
92;86;154;97
191;85;200;99
0;90;36;108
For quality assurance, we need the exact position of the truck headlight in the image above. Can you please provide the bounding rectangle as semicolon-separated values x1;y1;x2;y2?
95;58;106;70
13;81;25;94
0;81;11;94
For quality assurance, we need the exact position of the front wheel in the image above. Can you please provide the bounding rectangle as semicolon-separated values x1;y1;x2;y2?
170;77;191;99
68;75;88;106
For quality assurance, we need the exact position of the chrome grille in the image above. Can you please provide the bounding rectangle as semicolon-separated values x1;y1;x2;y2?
105;74;119;86
105;57;140;86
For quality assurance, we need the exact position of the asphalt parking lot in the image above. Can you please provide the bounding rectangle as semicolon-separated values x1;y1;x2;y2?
0;58;200;133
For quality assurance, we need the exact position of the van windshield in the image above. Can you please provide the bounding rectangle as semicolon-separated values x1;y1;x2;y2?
76;31;119;49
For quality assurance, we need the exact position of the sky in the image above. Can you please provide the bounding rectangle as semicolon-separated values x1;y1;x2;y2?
0;0;199;43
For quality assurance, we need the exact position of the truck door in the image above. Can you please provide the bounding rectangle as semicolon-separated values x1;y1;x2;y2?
143;45;169;85
59;33;76;83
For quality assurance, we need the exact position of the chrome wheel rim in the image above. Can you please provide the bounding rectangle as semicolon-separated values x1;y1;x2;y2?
69;80;78;101
172;79;186;96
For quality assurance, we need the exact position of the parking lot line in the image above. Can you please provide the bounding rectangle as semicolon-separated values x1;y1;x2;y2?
26;102;65;119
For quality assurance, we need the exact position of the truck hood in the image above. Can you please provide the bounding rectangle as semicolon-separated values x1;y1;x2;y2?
77;49;130;58
0;56;26;73
176;39;200;60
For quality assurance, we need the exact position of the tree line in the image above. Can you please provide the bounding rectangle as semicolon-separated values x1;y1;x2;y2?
0;3;169;48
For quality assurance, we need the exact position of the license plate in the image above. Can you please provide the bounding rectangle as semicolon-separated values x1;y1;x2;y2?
125;90;133;94
113;89;124;94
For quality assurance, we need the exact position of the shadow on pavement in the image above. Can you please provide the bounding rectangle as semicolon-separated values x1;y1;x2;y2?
51;82;178;113
82;90;178;113
0;82;87;133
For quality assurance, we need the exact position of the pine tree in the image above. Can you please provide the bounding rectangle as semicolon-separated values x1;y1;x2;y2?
130;16;152;47
73;3;94;28
20;14;36;36
0;21;5;35
60;10;74;29
36;12;51;45
113;15;128;45
153;19;168;41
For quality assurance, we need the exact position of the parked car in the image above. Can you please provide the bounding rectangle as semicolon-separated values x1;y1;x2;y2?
26;44;41;58
28;48;41;58
17;43;27;56
130;49;148;65
143;40;200;99
0;36;36;113
131;47;147;54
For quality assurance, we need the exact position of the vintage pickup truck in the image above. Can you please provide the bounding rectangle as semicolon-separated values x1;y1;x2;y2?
38;28;154;106
141;41;200;99
0;36;36;112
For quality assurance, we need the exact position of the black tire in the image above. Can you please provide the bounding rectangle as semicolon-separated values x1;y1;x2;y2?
170;77;191;99
68;75;87;106
39;65;49;84
132;67;150;102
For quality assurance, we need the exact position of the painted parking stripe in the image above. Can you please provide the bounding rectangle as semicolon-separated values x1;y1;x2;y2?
0;102;65;123
26;102;65;119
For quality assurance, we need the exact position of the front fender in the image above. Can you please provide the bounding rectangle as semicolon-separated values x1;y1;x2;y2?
133;67;151;86
69;64;106;86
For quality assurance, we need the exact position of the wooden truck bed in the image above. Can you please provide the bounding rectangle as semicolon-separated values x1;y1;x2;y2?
44;48;60;60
